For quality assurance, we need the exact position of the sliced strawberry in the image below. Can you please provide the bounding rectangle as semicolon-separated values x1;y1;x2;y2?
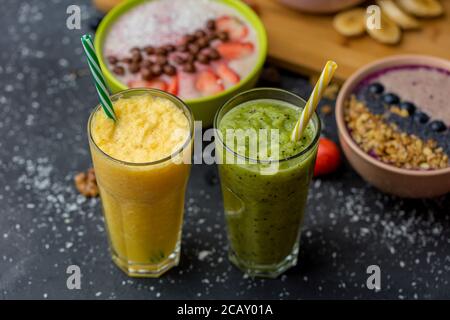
195;70;224;96
216;42;254;60
216;63;240;84
216;16;249;40
127;80;149;88
128;79;167;91
146;79;168;91
167;75;179;96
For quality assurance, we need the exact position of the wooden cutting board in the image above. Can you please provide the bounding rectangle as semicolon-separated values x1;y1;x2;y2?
252;0;450;80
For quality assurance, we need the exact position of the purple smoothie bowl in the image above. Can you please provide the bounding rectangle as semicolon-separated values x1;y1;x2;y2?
336;55;450;198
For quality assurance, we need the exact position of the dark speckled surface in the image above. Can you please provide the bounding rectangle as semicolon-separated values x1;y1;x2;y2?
0;0;449;300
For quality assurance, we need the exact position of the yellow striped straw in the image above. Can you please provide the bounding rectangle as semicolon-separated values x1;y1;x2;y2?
291;60;338;141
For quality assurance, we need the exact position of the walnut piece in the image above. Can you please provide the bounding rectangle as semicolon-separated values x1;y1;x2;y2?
321;104;333;115
74;168;99;197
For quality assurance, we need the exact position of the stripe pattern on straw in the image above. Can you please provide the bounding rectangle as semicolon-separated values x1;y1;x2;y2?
81;34;117;121
291;60;338;141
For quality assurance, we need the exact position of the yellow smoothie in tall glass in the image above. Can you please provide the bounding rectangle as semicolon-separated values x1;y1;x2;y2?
88;89;193;277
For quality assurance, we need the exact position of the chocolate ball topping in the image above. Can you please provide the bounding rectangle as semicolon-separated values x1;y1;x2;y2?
177;44;188;52
131;51;142;63
165;44;176;53
197;53;209;64
113;66;125;76
207;48;220;60
183;63;196;73
140;60;153;69
112;15;243;81
188;43;200;54
163;64;177;76
197;37;209;49
207;32;218;42
155;55;168;66
195;29;206;38
141;68;153;81
155;47;167;56
144;46;155;55
182;34;196;45
218;31;229;42
130;47;141;55
185;54;196;64
129;63;140;74
151;64;163;76
206;19;216;31
174;55;187;65
107;56;118;65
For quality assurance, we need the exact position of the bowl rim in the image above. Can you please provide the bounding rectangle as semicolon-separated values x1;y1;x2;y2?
94;0;268;104
336;54;450;177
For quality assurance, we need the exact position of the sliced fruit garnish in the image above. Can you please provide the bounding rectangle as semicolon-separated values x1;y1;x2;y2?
167;75;179;95
216;41;254;60
216;16;249;40
216;63;240;84
127;80;148;88
332;8;366;37
377;0;421;30
195;70;224;95
397;0;443;18
128;79;168;91
366;13;401;45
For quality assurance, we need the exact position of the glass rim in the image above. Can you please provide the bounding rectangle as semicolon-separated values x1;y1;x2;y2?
87;88;194;167
213;87;321;164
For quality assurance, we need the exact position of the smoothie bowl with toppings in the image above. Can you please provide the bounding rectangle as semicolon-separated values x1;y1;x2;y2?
95;0;267;126
336;55;450;198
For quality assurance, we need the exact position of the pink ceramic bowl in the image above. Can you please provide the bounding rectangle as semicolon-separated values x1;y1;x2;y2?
336;55;450;198
279;0;365;13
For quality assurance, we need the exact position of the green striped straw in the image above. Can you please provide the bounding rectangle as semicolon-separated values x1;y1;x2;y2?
81;34;117;121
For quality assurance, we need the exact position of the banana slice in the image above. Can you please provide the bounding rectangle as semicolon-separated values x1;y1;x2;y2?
333;8;366;37
366;12;402;44
397;0;444;18
377;0;421;29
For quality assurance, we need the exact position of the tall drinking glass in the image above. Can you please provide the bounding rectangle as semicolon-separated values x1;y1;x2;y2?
214;88;320;278
88;89;194;277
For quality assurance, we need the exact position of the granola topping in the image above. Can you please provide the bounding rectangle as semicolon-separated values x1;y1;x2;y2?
345;95;449;170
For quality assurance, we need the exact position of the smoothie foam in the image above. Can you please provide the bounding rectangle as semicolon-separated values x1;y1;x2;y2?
219;99;315;160
91;94;189;163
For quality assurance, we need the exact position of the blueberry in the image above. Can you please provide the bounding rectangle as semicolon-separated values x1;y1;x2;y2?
429;120;447;132
368;82;384;94
382;93;400;105
414;111;430;124
399;101;416;115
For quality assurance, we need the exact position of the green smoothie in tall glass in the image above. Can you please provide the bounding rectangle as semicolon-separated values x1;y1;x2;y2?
215;88;320;278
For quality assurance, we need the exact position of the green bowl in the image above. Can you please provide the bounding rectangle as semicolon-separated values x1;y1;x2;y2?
95;0;268;127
